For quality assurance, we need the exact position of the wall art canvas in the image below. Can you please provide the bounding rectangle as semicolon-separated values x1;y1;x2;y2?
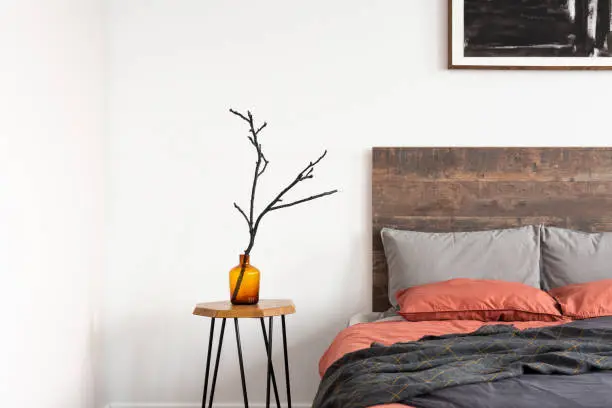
449;0;612;69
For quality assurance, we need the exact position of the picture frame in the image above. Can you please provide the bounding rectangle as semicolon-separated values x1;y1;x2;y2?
449;0;612;70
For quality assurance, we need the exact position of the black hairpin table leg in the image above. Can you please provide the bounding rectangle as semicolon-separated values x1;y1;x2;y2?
265;317;274;408
201;318;215;408
208;318;226;408
201;318;227;408
281;315;292;408
260;318;281;408
235;318;250;408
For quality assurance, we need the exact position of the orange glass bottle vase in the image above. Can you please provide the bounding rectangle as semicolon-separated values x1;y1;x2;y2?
229;254;260;305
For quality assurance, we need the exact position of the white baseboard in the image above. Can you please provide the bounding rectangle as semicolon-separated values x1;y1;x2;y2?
106;402;310;408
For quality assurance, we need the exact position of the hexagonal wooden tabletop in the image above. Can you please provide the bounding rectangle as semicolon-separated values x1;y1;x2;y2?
193;299;295;318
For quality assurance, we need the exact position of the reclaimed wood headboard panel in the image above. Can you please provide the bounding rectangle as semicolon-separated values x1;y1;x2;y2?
372;147;612;312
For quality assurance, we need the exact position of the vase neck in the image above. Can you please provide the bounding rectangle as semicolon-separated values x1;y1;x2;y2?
239;254;250;265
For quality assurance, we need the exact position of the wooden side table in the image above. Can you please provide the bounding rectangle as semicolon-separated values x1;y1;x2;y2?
193;299;296;408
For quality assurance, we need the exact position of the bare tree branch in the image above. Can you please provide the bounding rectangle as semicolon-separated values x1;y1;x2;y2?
228;108;269;234
255;122;267;135
246;129;262;227
233;203;250;230
229;109;337;303
229;108;250;122
303;167;314;179
230;107;270;302
258;151;269;177
270;190;338;211
250;149;334;239
300;150;327;177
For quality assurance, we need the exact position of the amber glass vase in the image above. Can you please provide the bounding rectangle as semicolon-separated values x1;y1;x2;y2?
229;254;260;305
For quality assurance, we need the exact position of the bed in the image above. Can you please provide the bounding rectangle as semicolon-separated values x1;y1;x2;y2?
314;148;612;408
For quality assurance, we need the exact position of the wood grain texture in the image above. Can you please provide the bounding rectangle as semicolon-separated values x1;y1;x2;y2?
372;148;612;311
193;299;295;318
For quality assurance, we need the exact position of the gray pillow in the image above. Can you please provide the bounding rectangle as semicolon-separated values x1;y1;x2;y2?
381;226;541;307
541;227;612;290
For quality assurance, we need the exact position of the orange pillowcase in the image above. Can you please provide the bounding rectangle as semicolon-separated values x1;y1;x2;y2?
549;279;612;319
396;278;564;322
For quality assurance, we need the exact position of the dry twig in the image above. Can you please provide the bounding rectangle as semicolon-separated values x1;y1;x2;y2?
229;108;338;301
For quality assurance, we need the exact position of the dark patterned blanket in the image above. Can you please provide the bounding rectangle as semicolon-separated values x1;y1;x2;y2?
313;319;612;408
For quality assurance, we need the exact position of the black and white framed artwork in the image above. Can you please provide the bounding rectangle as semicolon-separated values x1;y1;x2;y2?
449;0;612;69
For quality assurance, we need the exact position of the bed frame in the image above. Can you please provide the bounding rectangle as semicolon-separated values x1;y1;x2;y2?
372;147;612;312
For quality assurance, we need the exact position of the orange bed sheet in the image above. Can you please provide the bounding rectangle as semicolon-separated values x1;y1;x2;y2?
319;319;566;408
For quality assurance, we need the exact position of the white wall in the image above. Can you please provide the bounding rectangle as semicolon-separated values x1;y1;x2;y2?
104;1;612;407
0;1;105;408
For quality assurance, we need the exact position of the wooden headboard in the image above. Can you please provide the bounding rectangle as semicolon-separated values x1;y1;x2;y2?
372;147;612;312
